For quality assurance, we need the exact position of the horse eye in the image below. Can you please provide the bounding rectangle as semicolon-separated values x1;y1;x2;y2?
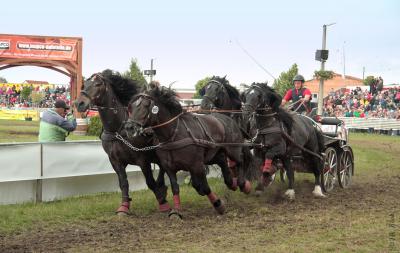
94;81;103;87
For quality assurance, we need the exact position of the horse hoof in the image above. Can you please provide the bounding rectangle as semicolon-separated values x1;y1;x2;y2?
159;202;171;212
116;202;130;214
117;211;129;216
214;199;225;215
255;190;263;197
262;174;275;187
168;209;183;220
312;185;326;198
242;180;252;194
284;189;295;200
313;192;326;198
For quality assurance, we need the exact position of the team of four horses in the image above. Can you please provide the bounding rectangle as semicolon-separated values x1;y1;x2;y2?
75;70;345;219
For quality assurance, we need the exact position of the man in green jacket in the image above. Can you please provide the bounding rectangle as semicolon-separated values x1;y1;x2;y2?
38;99;77;142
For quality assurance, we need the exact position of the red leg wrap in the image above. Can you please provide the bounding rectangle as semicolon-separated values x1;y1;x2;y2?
116;201;130;213
262;159;274;174
207;192;218;204
173;195;181;210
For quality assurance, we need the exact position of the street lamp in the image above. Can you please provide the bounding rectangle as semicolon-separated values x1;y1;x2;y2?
317;23;336;115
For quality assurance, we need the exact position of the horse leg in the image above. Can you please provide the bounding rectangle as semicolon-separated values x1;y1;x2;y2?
235;149;252;194
236;160;252;194
260;156;277;188
140;162;171;212
191;169;225;215
215;154;236;191
312;157;326;198
283;158;295;200
110;160;131;215
165;170;182;219
254;150;265;196
226;148;251;194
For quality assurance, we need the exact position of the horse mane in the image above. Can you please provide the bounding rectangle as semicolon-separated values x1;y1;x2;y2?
102;69;140;106
252;82;294;133
211;76;241;109
148;84;183;115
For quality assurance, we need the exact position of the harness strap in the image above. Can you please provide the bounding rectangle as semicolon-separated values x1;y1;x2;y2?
193;115;216;142
258;126;282;135
280;130;323;161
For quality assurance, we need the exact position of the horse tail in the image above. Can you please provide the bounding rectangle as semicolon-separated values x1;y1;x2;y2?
242;147;258;181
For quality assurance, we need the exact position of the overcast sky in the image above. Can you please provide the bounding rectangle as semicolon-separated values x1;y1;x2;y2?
1;0;399;88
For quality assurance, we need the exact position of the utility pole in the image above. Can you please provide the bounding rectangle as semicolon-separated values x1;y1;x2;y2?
317;23;336;115
342;41;346;79
363;66;365;80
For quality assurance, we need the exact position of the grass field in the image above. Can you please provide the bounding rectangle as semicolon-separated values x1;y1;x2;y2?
0;119;98;143
0;121;399;252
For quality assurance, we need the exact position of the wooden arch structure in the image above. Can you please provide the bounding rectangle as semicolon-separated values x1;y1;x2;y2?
0;34;82;100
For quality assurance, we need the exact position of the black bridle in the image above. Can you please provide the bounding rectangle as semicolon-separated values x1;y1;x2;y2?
129;93;184;135
80;73;127;112
202;79;227;109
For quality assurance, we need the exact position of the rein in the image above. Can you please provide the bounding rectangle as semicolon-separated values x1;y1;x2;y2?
142;112;184;132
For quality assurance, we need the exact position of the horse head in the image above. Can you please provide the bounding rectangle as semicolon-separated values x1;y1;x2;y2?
242;82;282;123
200;76;241;110
76;71;110;112
200;76;229;110
125;85;182;137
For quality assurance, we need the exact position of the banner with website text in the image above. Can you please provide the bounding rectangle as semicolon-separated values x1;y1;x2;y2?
0;34;78;61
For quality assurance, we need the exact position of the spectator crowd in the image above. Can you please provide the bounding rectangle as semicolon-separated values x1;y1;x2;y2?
1;81;400;120
0;83;70;108
323;84;400;119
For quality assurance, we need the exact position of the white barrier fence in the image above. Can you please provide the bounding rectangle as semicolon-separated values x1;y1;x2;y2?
0;141;153;205
338;117;400;132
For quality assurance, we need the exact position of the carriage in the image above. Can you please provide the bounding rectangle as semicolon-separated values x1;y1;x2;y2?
263;114;355;194
313;116;354;192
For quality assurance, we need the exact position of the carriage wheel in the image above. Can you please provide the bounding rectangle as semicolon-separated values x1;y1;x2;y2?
321;147;338;192
338;148;353;188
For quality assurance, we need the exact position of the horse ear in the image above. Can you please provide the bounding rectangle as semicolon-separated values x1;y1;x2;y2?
270;92;282;111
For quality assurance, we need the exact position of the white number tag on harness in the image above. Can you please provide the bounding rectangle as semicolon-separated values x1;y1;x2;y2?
135;98;142;106
151;106;159;114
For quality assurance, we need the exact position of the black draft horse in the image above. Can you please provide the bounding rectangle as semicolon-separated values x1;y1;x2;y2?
200;76;242;111
75;70;170;215
125;84;251;218
242;83;326;199
199;76;258;183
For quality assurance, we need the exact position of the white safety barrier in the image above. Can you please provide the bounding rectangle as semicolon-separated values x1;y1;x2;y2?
338;117;400;132
0;141;153;205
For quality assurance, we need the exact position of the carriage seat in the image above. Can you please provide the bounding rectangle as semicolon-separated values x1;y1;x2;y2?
323;131;339;138
319;117;343;126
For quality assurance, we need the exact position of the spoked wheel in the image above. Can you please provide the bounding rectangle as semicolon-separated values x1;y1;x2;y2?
338;147;354;188
321;147;338;192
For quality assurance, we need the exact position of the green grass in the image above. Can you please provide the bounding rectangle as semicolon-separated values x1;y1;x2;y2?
0;119;98;143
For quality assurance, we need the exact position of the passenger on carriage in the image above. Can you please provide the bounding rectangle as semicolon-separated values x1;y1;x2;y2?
281;74;312;114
